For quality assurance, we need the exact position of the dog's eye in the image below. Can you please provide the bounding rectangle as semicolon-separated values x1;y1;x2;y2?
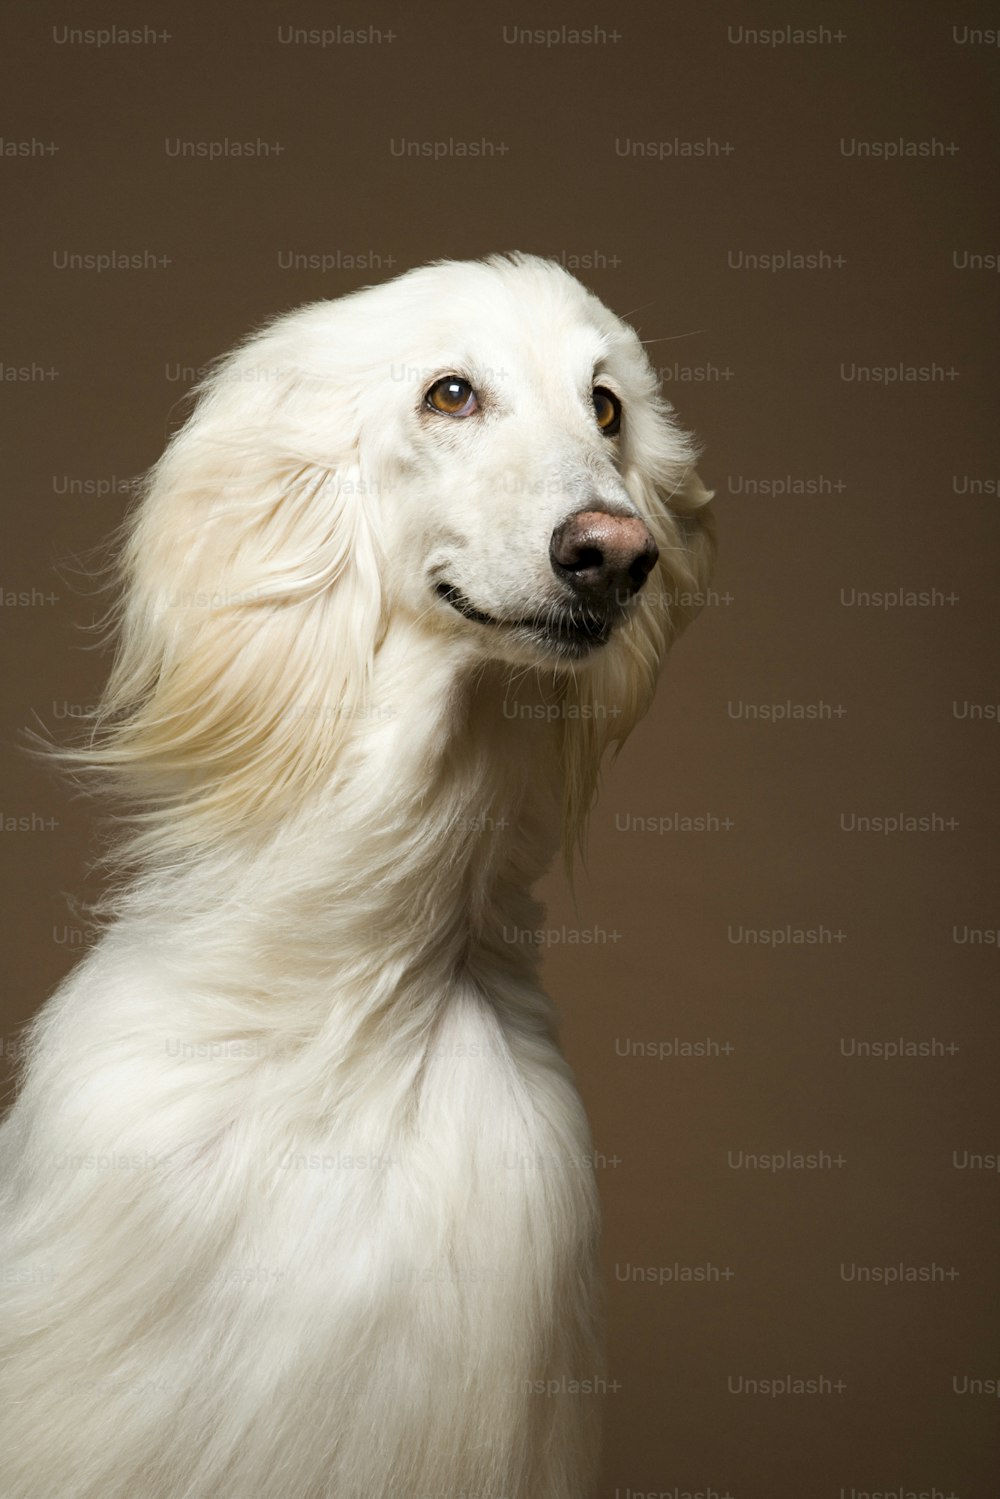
592;386;622;435
426;376;478;418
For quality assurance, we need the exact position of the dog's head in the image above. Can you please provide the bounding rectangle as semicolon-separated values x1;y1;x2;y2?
84;255;714;854
365;256;713;672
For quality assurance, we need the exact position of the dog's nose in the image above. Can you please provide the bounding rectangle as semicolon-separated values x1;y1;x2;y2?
549;509;659;605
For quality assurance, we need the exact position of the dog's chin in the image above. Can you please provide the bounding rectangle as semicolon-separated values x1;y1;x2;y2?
434;582;619;663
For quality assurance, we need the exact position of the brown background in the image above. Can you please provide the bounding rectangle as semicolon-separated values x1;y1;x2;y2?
2;2;999;1495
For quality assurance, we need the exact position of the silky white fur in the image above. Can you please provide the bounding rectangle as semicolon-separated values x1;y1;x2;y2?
0;255;714;1499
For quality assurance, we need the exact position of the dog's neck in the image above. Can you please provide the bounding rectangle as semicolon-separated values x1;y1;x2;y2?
124;620;568;1014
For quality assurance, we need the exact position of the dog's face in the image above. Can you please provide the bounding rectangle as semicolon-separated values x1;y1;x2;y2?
360;257;702;668
95;255;713;852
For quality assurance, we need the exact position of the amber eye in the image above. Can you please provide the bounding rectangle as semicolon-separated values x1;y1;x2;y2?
426;376;478;418
592;386;622;435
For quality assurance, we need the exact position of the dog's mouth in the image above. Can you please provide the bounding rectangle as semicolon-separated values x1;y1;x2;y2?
435;582;614;656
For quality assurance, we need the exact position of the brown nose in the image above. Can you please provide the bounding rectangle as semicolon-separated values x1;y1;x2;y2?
549;509;659;605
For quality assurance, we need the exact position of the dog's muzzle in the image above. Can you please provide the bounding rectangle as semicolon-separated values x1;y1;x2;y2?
435;508;657;658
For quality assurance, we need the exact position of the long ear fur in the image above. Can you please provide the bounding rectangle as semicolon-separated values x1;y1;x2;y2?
61;312;385;866
559;403;716;855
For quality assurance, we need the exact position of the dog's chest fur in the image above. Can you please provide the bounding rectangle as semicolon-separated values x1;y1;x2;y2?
0;654;603;1498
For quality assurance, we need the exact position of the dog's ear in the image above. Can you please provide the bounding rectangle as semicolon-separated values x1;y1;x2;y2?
558;454;715;858
652;465;717;642
66;315;385;862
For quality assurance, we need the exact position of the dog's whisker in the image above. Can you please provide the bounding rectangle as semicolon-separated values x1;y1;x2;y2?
639;329;707;346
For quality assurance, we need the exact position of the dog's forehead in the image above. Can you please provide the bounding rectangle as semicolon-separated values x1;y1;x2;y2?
437;313;623;407
462;315;611;389
379;256;627;378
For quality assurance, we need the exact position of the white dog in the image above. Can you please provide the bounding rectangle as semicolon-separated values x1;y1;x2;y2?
0;254;714;1498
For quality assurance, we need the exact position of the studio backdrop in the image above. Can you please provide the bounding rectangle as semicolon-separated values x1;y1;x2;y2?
2;4;997;1495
